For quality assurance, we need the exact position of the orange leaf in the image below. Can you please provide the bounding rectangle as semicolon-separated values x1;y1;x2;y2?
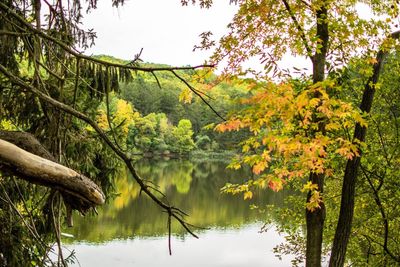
252;161;267;175
268;179;283;192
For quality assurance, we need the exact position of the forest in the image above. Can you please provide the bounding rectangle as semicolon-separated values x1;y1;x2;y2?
1;0;400;266
91;55;249;156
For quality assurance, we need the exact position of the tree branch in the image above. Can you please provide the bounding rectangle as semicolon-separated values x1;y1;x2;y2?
0;63;199;240
171;70;226;121
0;1;214;73
281;0;313;59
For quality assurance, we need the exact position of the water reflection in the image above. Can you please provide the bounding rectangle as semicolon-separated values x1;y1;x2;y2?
69;159;289;242
65;159;294;266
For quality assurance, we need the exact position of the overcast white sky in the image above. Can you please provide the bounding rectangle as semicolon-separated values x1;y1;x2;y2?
83;0;238;66
81;1;378;73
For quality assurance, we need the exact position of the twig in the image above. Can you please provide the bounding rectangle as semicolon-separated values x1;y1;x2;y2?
51;192;66;266
73;58;80;109
168;209;172;255
170;70;226;121
151;71;162;89
361;167;400;263
127;48;144;66
12;177;40;236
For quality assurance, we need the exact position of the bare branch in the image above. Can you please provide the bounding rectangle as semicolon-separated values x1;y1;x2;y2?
281;0;313;59
0;1;214;73
170;70;226;121
151;71;162;89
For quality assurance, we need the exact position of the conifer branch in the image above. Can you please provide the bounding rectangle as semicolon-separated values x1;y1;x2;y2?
0;63;200;241
0;1;214;73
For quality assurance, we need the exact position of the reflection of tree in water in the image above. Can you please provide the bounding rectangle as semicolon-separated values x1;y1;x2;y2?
131;159;195;194
68;159;290;243
170;161;193;194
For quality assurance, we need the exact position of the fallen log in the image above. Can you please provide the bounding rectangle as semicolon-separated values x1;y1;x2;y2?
0;130;56;162
0;138;105;206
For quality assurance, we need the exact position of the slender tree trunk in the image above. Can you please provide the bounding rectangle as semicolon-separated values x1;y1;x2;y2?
329;48;388;266
305;3;329;267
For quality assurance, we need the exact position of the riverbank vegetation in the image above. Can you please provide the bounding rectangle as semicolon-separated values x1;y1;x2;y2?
90;55;250;157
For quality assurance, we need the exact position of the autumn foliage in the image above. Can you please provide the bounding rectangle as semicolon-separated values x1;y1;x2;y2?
217;78;367;206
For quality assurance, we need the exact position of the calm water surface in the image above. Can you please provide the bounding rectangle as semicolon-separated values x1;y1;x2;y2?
64;159;294;266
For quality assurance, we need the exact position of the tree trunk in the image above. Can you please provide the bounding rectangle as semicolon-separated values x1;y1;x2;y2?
306;172;326;267
306;3;329;266
329;48;389;266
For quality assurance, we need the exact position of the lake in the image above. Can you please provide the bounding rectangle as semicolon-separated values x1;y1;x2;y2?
62;159;295;266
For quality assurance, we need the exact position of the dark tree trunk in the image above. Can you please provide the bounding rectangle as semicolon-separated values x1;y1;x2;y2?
306;3;329;267
306;172;326;267
329;48;388;266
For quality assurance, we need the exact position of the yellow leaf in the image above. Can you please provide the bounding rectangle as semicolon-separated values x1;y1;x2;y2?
203;123;215;130
326;122;340;131
309;98;320;107
367;57;378;65
227;162;241;170
301;181;319;192
179;88;193;103
242;144;250;153
244;191;253;200
353;112;368;128
306;191;322;212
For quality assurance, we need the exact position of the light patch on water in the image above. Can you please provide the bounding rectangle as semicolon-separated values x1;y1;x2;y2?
63;224;293;267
